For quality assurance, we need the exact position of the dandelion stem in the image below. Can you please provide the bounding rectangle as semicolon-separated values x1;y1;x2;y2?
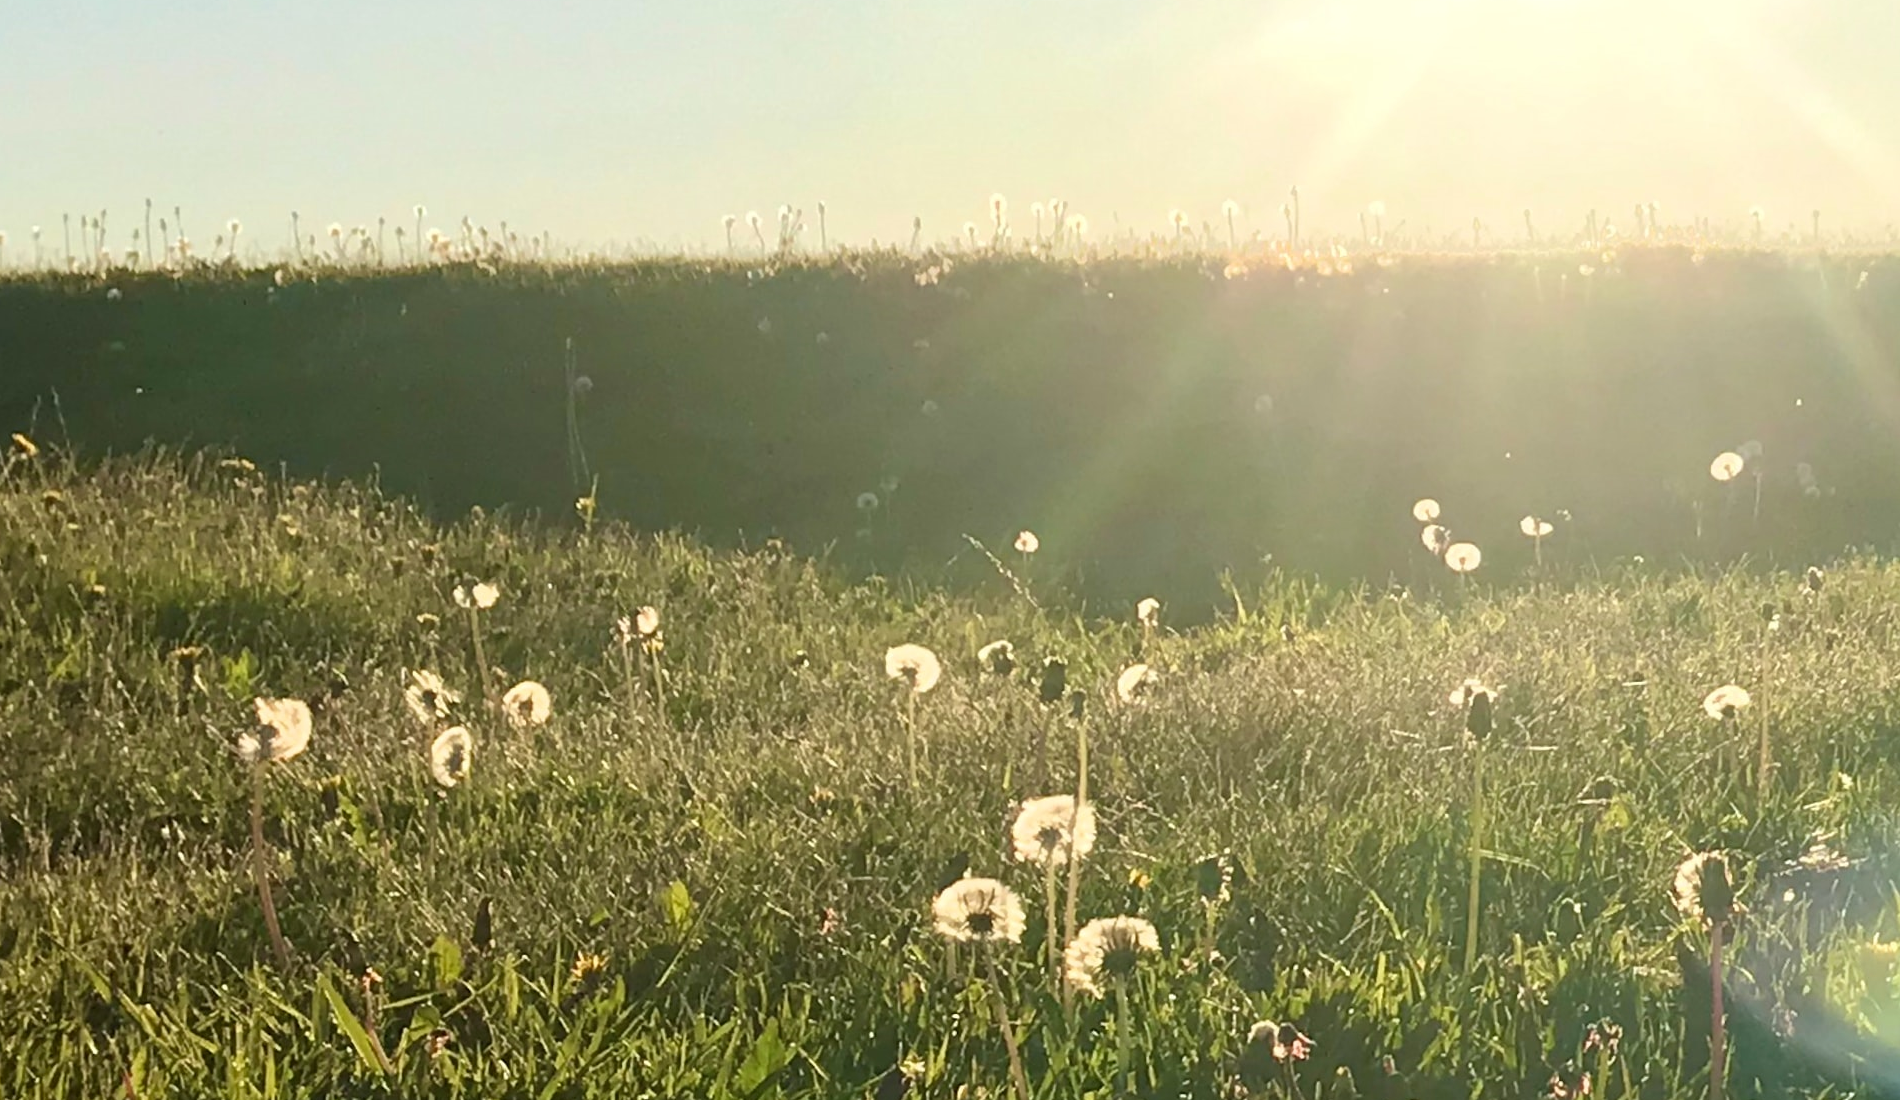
1114;974;1136;1096
250;764;293;972
1463;749;1485;974
984;952;1032;1100
620;641;641;732
904;689;919;790
648;646;669;731
466;606;494;713
1710;924;1727;1100
1043;858;1061;992
1063;722;1089;1000
1757;633;1773;806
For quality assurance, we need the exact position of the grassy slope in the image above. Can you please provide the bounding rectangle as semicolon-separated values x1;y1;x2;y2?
5;450;1900;1098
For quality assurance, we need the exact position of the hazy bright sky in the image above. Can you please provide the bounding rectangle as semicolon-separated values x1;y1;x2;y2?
4;0;1898;253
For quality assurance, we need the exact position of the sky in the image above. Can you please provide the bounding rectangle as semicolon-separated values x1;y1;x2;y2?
3;0;1898;256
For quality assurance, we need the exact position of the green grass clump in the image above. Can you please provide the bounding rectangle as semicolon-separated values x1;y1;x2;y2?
8;449;1900;1098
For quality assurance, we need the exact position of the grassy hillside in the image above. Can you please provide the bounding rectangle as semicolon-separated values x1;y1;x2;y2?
4;247;1900;608
7;447;1900;1098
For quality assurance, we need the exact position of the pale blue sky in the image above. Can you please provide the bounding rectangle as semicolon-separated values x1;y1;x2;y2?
4;0;1897;255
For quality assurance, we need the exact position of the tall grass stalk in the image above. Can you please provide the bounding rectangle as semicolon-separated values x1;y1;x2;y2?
1063;722;1089;996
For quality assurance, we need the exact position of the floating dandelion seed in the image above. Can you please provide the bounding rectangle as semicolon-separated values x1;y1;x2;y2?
1413;498;1441;523
430;726;473;788
1136;597;1160;628
1703;684;1751;720
1116;663;1158;704
1710;452;1745;482
1520;516;1554;538
932;877;1025;944
239;697;312;764
1010;795;1097;867
978;639;1016;676
453;582;499;610
1014;530;1039;554
404;669;461;726
502;680;552;728
885;644;942;694
1444;542;1482;574
1422;524;1452;556
1063;916;1159;998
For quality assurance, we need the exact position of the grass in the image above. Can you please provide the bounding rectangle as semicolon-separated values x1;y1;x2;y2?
8;448;1900;1097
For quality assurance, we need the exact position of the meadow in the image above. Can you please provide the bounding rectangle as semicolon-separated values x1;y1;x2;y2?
9;441;1900;1099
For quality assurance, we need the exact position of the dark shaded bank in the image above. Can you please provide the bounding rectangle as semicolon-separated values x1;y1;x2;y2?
3;249;1896;606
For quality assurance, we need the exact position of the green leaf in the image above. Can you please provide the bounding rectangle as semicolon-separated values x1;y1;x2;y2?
660;880;694;935
318;971;388;1076
734;1018;790;1099
431;934;463;988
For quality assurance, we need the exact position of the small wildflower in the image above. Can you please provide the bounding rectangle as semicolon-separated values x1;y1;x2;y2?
429;726;473;788
569;951;608;984
931;877;1025;944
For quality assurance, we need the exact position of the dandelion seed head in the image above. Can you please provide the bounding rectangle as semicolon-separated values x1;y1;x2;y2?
1422;524;1452;556
885;643;942;694
1223;199;1240;218
1672;850;1739;926
239;697;312;764
1711;452;1745;482
502;680;552;728
1063;916;1159;997
1010;795;1097;866
1368;200;1387;218
430;726;473;788
856;490;880;512
978;639;1016;676
1013;530;1039;554
1703;684;1751;720
1412;498;1441;523
1520;515;1554;538
1116;662;1158;704
1444;542;1482;574
404;669;461;726
932;877;1024;944
1136;597;1161;628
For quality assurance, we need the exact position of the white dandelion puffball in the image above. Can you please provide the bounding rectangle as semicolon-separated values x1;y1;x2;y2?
856;491;880;513
1672;851;1737;925
1063;916;1160;998
1710;452;1745;482
1116;663;1158;704
1011;795;1097;867
1703;684;1752;720
885;644;942;694
1412;498;1441;523
430;726;473;788
635;606;661;638
1222;199;1240;218
1422;525;1453;556
1444;542;1482;574
502;680;552;728
404;669;461;726
978;639;1016;675
1520;516;1554;538
932;877;1025;944
454;582;500;611
1448;678;1494;708
1136;597;1161;628
1369;200;1387;218
1014;530;1040;555
239;697;312;764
